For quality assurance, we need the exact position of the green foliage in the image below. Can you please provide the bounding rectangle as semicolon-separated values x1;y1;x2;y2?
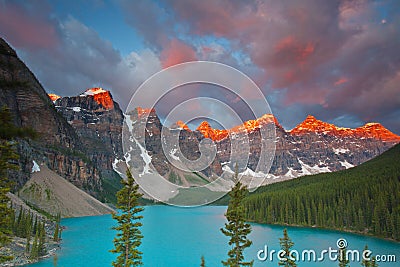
221;164;253;267
0;106;36;262
53;213;61;242
110;169;144;267
278;229;297;267
200;255;206;267
361;246;379;267
243;144;400;240
338;247;349;267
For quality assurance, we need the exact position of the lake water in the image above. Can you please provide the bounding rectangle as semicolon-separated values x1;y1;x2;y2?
30;205;400;267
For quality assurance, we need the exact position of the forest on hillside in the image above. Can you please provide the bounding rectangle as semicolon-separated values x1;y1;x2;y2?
243;144;400;241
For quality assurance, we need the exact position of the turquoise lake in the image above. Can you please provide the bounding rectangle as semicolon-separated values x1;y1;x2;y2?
30;205;400;267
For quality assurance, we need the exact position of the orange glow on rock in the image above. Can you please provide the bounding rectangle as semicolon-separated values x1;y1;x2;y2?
290;115;400;142
82;88;114;109
48;93;60;101
137;107;155;117
176;120;191;131
196;114;280;141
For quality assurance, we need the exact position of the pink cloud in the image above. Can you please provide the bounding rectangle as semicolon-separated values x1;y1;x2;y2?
334;77;348;86
0;2;59;50
160;39;197;68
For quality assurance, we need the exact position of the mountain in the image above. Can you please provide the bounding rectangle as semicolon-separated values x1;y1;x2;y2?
52;87;124;171
19;164;114;217
0;38;102;193
242;143;400;240
125;108;400;188
1;36;399;204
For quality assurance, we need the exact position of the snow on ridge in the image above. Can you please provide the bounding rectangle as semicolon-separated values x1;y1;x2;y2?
80;88;107;96
72;107;81;112
31;160;40;173
240;167;266;178
112;158;124;176
340;161;354;169
169;148;180;161
333;148;350;155
298;159;331;175
132;137;152;177
124;114;134;132
285;168;297;178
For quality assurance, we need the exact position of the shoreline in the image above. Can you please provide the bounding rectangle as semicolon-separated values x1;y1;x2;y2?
247;219;400;244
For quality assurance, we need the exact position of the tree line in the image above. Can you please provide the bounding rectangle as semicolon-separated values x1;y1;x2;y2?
242;144;400;241
0;106;59;263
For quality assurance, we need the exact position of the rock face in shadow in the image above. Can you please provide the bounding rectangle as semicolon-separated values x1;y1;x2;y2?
0;38;102;192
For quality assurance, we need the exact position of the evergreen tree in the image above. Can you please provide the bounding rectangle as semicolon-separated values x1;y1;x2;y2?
370;257;378;267
110;169;144;267
25;228;31;254
361;245;371;267
200;255;206;267
220;164;253;267
0;106;36;262
338;247;349;267
53;213;61;242
30;232;39;260
278;228;297;266
38;222;46;257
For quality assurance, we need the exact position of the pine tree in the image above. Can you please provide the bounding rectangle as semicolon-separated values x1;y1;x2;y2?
220;164;253;267
361;245;371;267
38;222;46;257
0;106;36;263
30;231;39;260
110;168;144;267
278;228;297;266
370;256;378;267
25;228;31;254
53;213;61;242
338;247;349;267
200;255;206;267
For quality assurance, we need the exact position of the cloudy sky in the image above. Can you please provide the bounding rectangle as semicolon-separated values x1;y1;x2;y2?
0;0;399;133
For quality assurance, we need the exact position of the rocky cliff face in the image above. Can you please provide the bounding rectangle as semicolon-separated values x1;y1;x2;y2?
52;88;124;172
0;38;101;192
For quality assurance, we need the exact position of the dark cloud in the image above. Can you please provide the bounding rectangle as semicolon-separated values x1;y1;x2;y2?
1;0;399;134
0;0;60;50
139;0;400;133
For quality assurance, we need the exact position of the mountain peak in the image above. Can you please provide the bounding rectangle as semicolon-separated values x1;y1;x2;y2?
80;88;114;109
196;121;228;141
290;115;400;142
136;107;155;117
176;120;191;131
290;115;335;135
48;93;61;102
355;122;400;142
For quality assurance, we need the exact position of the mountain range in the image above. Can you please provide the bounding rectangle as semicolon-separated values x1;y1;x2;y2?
1;37;399;202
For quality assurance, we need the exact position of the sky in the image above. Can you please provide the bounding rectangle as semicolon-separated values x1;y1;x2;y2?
0;0;399;133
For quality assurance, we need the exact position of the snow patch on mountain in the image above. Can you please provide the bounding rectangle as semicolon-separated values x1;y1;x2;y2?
333;148;350;154
169;148;180;161
340;161;354;169
132;137;152;176
31;161;40;173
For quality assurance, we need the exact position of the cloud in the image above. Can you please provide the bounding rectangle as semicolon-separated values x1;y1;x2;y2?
0;1;60;50
0;3;162;111
2;0;399;133
160;38;197;68
153;0;400;133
